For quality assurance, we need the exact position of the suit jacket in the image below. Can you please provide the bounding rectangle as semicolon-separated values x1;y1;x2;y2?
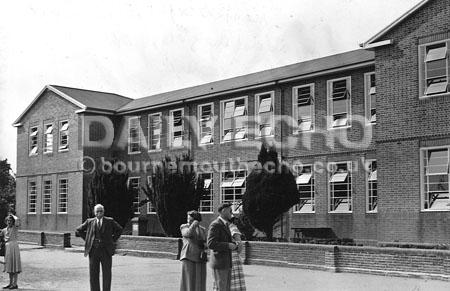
207;217;233;269
75;216;123;257
179;223;207;263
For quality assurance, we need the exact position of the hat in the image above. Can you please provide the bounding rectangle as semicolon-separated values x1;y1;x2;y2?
217;203;232;212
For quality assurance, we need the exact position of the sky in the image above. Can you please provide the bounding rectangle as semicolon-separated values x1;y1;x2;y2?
0;0;423;173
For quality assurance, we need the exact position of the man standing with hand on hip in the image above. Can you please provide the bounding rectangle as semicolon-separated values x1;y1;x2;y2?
76;204;123;291
207;203;238;291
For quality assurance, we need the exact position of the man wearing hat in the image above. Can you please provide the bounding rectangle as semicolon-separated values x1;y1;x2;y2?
207;203;238;291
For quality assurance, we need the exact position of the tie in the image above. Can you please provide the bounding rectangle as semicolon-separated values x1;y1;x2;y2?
98;219;102;229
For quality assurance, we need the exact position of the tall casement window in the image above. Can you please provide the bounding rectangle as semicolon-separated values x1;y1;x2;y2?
421;147;450;211
29;126;38;156
199;173;213;213
366;160;377;212
198;103;214;145
419;40;450;97
221;97;248;142
58;178;68;213
146;176;156;213
170;109;184;148
327;77;351;129
294;165;315;213
28;181;37;214
148;113;161;151
364;72;376;124
255;92;274;137
220;170;246;210
128;177;141;214
42;179;52;214
293;84;314;133
59;120;69;151
128;117;141;154
328;161;352;212
43;123;53;154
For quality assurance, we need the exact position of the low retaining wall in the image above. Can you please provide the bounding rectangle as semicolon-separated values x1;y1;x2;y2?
18;230;70;248
116;235;180;259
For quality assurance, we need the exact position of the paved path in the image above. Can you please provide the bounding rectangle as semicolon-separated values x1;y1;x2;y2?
2;244;449;290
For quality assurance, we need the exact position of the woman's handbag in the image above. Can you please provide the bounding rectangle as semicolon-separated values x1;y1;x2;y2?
199;249;208;262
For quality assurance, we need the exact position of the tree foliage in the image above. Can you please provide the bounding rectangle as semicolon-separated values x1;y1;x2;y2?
87;160;134;228
141;154;205;237
0;159;15;228
242;144;298;240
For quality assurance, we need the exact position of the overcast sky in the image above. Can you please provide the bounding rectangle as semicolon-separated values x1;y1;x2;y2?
0;0;423;172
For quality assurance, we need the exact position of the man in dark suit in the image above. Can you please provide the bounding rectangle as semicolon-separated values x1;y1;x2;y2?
76;204;123;291
207;203;238;291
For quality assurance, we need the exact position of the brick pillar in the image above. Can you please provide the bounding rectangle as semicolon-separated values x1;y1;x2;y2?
325;246;338;272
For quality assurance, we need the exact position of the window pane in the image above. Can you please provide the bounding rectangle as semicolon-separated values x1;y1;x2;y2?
233;105;246;117
425;81;448;95
427;149;449;174
426;59;447;79
258;97;272;113
296;173;312;184
425;45;447;62
331;172;348;183
332;80;348;100
333;99;347;114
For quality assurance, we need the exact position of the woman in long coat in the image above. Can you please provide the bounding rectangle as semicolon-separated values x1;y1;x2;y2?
2;214;21;289
179;210;207;291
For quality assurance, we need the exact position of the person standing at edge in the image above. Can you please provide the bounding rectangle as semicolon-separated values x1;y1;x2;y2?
207;203;238;291
75;204;123;291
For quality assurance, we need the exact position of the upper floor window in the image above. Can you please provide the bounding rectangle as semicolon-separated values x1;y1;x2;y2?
221;97;247;142
366;160;377;212
148;113;161;151
327;77;351;129
421;147;450;211
29;126;38;156
198;103;214;145
59;120;69;152
294;165;315;213
128;117;141;154
293;84;314;133
255;92;274;137
364;73;376;124
328;161;352;212
44;123;53;154
170;109;184;148
419;40;449;97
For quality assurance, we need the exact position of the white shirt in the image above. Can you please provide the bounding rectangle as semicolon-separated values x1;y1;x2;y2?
96;218;103;229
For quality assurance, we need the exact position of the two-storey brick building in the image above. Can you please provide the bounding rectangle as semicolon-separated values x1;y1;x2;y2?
13;0;450;244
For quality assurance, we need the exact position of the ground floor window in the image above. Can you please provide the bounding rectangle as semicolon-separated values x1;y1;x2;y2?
199;173;213;213
42;180;52;214
366;160;377;212
220;170;246;211
128;177;141;214
294;165;315;213
58;178;68;213
28;181;37;214
328;161;352;212
421;147;450;210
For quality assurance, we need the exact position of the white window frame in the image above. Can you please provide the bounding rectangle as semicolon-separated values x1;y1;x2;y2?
199;172;213;213
420;146;450;212
255;91;275;137
43;123;54;154
327;77;351;129
29;126;39;156
419;39;450;98
198;103;214;145
365;159;377;213
220;170;247;212
42;179;52;214
128;117;141;154
293;164;315;213
58;120;69;152
292;84;315;133
128;177;141;214
28;180;37;214
364;72;376;125
328;161;352;213
220;96;248;143
169;108;184;148
148;113;162;151
146;176;156;214
57;178;68;214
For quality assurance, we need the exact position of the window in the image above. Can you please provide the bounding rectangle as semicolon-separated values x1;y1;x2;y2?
28;181;37;214
58;178;68;213
29;126;38;156
59;120;69;151
256;92;274;137
128;177;141;214
148;113;161;151
366;160;377;212
329;162;352;212
421;147;450;211
44;123;53;153
327;77;351;128
364;73;376;124
198;103;214;145
293;84;314;132
221;97;247;142
170;109;184;148
199;173;213;213
419;40;449;97
220;170;246;211
294;165;315;213
128;117;141;153
42;180;52;214
146;176;156;213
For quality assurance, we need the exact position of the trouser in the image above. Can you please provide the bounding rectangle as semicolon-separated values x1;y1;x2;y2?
213;268;231;291
89;246;112;291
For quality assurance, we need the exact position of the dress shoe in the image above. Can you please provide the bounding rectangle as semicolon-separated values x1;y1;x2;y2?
2;285;10;289
8;285;17;290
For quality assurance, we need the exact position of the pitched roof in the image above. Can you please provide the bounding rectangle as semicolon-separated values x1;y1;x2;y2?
117;49;374;113
362;0;431;47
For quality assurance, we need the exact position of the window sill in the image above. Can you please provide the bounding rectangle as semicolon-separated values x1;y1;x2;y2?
366;210;378;214
199;211;214;214
29;153;38;157
58;149;69;153
419;92;450;99
57;212;68;214
147;149;162;153
128;151;141;155
27;212;37;215
220;138;248;144
293;211;315;214
292;130;315;135
328;211;352;214
421;208;450;212
42;212;52;215
328;126;351;131
198;142;214;147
